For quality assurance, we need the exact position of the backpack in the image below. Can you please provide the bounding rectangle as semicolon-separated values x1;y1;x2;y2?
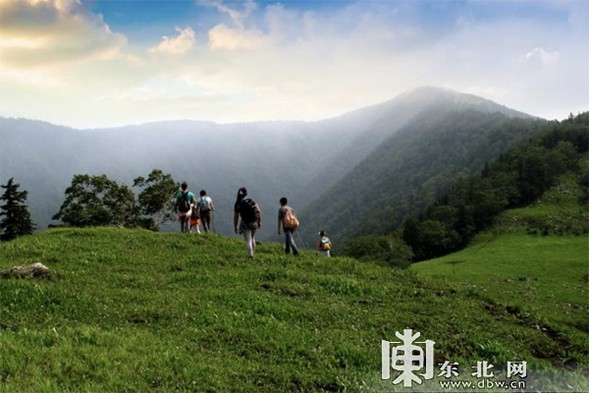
177;192;191;213
283;208;299;230
199;196;212;214
239;198;259;224
321;236;331;251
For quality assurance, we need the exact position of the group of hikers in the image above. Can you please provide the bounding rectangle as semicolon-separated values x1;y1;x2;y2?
176;182;332;260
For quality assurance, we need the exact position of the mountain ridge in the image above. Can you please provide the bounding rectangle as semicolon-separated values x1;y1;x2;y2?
0;86;533;131
1;87;544;240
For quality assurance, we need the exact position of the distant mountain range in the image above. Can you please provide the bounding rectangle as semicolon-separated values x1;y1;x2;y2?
0;87;547;245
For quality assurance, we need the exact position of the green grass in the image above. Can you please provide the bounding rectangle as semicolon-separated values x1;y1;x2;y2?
409;177;589;391
0;227;588;392
411;175;588;332
411;232;588;331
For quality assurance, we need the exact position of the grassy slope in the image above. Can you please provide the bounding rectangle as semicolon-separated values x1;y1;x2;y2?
411;176;588;329
412;233;587;330
0;227;587;392
410;176;589;388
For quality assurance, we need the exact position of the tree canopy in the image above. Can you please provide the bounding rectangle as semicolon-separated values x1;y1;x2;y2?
52;170;179;230
52;174;138;228
133;169;179;231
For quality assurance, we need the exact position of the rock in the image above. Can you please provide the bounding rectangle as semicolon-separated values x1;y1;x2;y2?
0;262;51;279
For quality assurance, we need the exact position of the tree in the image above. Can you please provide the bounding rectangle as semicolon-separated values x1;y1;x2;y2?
53;174;138;228
343;234;413;268
133;169;178;231
0;178;35;241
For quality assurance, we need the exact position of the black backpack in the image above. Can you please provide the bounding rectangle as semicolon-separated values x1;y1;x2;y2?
239;198;259;224
177;192;191;213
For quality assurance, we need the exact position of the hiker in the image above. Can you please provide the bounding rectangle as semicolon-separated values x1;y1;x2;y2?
176;181;196;233
277;197;299;256
316;230;332;257
189;202;201;234
233;187;262;260
196;189;215;232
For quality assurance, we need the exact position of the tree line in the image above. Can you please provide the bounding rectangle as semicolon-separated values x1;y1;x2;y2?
0;169;179;241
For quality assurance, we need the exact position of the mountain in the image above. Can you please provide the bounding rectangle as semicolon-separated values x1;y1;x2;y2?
0;87;544;241
298;88;545;246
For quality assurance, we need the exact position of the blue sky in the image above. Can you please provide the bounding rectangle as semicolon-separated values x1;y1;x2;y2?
1;0;587;128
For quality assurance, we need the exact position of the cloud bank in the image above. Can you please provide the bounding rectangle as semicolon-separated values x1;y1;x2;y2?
0;0;587;128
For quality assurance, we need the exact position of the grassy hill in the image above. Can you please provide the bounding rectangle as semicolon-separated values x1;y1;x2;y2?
411;174;588;329
0;227;587;391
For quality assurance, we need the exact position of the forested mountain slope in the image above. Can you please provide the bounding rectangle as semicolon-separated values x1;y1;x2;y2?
299;107;545;247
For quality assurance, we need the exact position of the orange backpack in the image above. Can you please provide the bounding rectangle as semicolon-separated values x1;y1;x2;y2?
284;208;299;230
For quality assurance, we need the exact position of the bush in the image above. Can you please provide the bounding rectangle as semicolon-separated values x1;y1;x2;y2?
343;235;413;268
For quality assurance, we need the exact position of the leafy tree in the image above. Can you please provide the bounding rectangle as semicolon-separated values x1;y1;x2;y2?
133;169;178;231
402;219;461;261
0;178;35;241
53;174;138;228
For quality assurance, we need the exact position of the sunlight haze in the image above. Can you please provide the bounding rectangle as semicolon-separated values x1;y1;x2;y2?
1;0;588;128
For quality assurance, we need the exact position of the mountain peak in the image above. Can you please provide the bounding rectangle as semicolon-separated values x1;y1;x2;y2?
394;86;533;119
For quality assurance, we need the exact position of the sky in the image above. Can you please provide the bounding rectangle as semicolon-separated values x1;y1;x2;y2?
0;0;588;129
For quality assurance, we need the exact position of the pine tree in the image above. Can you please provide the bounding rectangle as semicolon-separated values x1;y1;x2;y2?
0;178;35;241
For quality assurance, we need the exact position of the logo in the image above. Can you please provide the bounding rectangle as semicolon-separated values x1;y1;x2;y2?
382;330;529;390
381;329;435;387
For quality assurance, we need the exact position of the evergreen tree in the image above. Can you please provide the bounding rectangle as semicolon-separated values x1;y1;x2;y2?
0;178;35;241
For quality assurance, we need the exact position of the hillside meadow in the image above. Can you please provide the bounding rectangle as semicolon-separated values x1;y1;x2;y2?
411;175;588;333
0;227;587;392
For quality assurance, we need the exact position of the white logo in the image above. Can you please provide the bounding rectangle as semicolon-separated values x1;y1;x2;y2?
507;361;527;378
382;329;435;387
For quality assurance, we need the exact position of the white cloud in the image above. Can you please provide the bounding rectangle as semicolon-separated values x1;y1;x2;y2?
197;0;258;28
522;47;561;66
0;0;126;69
208;23;267;50
199;0;268;51
149;27;195;55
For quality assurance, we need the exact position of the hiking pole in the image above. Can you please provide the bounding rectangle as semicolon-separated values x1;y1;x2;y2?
212;211;217;234
295;230;306;249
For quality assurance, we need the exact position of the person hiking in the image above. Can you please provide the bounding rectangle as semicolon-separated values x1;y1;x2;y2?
277;197;299;256
189;201;201;234
176;181;196;233
196;189;215;232
316;230;332;257
233;187;262;260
